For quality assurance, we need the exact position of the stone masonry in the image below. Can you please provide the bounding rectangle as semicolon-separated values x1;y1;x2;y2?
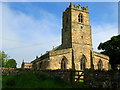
31;3;111;71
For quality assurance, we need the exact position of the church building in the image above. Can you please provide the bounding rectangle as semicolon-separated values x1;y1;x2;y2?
31;3;111;71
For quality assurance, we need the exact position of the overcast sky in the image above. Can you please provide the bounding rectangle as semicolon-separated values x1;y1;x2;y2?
0;2;118;67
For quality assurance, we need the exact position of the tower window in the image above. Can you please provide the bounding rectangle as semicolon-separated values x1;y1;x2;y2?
81;36;83;39
78;13;83;23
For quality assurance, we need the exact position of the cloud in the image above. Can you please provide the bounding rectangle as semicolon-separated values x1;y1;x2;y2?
91;3;118;52
92;24;118;52
2;3;61;67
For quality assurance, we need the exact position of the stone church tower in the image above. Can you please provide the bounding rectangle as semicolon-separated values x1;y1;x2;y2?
62;3;93;70
31;3;110;71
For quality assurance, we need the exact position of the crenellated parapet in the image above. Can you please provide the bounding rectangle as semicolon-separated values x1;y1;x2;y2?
63;3;88;14
69;2;88;12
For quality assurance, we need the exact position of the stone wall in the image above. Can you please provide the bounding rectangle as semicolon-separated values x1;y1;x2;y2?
1;68;32;75
84;69;120;88
2;68;120;88
93;51;110;70
32;48;73;70
1;68;75;85
40;69;75;84
49;48;72;70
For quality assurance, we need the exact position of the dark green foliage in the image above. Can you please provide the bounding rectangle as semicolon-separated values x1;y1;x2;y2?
0;51;9;67
5;59;17;68
98;34;120;69
73;81;92;89
0;51;17;68
2;72;72;88
5;77;16;86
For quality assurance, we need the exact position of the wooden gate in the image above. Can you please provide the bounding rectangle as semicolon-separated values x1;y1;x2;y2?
74;70;84;82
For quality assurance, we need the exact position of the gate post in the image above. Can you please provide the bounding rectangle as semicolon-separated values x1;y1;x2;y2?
70;69;75;85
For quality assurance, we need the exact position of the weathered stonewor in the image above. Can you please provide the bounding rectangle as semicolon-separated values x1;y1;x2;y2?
39;69;75;84
1;68;32;75
31;3;110;71
84;69;120;88
1;68;75;84
2;68;120;88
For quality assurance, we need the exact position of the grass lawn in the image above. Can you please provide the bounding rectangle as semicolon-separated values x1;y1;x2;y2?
2;72;91;88
2;72;72;88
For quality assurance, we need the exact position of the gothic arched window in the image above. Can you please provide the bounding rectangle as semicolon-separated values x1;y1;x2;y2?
78;13;83;23
98;60;103;70
80;55;86;70
39;62;43;69
61;57;67;70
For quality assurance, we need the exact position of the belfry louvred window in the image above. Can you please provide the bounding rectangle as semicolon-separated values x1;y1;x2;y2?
78;13;83;23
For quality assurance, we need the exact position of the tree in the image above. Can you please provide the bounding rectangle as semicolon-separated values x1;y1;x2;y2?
98;34;120;69
6;59;17;68
0;51;10;67
0;51;17;68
